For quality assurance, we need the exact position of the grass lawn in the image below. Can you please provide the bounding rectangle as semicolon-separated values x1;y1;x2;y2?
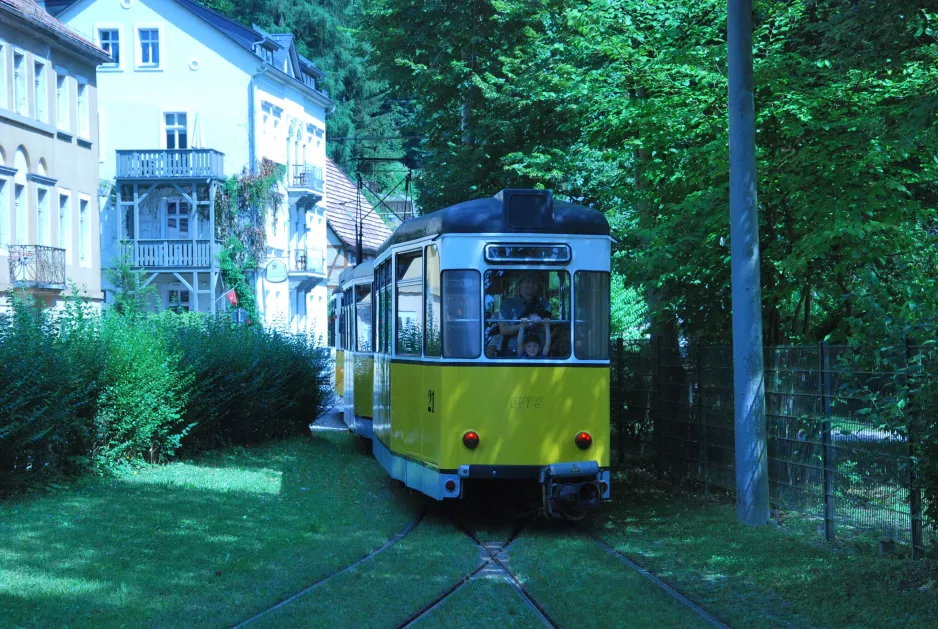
591;468;938;629
251;512;479;628
510;526;713;629
0;432;422;629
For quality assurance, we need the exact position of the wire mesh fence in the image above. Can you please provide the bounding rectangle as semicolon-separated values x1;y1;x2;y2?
611;338;932;555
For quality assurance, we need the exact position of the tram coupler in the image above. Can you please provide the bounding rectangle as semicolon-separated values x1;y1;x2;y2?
539;461;607;519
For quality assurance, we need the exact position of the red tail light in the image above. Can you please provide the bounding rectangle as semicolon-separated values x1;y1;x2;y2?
575;432;592;449
463;431;480;449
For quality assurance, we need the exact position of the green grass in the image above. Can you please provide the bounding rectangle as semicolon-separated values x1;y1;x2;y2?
0;433;422;629
590;468;938;629
251;513;479;628
510;526;713;629
412;577;543;629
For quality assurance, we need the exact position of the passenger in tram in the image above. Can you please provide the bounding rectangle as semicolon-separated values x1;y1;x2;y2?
497;271;552;356
518;321;551;358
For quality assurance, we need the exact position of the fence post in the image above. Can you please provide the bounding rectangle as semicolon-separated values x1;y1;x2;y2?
696;339;709;495
616;338;625;466
820;342;835;542
653;334;663;478
905;337;925;560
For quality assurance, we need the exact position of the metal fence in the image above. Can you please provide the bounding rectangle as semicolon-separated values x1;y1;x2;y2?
611;338;932;555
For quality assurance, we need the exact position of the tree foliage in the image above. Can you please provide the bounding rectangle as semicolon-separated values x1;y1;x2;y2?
363;0;938;345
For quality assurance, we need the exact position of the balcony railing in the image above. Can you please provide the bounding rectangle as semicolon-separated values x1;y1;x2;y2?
290;164;324;193
120;240;219;268
290;249;325;275
8;245;67;290
116;149;225;180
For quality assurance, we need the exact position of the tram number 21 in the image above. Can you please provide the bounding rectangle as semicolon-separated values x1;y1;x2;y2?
427;389;435;413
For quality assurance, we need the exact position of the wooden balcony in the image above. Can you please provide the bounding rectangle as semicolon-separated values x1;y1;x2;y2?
8;245;66;291
116;149;225;180
120;240;220;268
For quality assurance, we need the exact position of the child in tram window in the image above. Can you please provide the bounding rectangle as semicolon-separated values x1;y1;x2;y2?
518;322;551;358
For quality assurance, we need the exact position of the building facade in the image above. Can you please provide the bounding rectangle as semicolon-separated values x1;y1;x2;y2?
52;0;334;338
0;0;111;311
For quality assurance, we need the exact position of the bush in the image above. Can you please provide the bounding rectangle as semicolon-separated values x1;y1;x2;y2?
0;295;93;489
163;315;330;451
91;314;194;469
0;293;330;492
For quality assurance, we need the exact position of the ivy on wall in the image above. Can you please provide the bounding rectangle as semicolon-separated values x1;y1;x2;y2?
213;158;285;322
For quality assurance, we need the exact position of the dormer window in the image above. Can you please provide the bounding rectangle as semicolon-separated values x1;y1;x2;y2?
257;45;273;64
283;57;292;76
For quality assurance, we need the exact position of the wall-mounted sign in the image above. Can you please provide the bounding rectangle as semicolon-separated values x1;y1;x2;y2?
266;260;287;283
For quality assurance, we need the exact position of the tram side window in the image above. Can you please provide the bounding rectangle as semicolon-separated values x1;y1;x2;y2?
379;261;392;353
344;288;354;351
425;245;441;357
356;284;372;352
337;294;346;350
483;270;571;359
442;270;481;359
396;251;423;356
328;297;336;348
574;271;610;360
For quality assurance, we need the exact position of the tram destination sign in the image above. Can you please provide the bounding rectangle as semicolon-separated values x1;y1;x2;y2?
484;244;571;264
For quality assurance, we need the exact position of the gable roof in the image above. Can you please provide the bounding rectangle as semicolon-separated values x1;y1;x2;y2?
49;0;330;101
1;0;111;63
325;158;392;255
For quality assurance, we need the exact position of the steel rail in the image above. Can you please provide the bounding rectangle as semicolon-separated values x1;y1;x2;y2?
229;509;426;628
586;531;732;629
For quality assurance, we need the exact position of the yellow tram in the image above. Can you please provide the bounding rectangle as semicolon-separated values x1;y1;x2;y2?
332;189;611;518
336;262;376;438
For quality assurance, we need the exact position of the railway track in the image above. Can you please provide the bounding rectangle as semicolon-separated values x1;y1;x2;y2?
229;509;426;629
585;530;732;629
230;499;730;629
394;516;562;629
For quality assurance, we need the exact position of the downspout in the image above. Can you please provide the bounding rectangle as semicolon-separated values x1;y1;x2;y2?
248;75;257;171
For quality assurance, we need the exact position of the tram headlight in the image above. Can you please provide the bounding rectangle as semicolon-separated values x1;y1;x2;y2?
462;431;480;449
575;432;592;450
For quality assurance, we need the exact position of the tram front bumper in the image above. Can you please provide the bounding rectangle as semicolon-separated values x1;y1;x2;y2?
456;461;611;517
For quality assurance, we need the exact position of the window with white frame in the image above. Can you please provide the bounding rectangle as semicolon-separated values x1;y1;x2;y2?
0;178;8;247
79;198;89;262
164;199;190;238
14;183;25;244
13;51;27;116
37;187;49;245
98;29;120;66
138;28;160;68
58;191;71;261
77;82;89;138
164;112;187;149
34;60;48;123
261;101;272;127
0;41;7;110
56;73;70;130
167;287;190;312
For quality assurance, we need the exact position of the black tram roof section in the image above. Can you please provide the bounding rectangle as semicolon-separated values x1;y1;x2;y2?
376;189;609;255
338;259;374;286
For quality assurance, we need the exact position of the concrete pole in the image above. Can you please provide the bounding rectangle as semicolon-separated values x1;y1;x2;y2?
728;0;769;525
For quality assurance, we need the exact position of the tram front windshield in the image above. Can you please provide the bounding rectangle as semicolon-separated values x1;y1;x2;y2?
484;270;571;359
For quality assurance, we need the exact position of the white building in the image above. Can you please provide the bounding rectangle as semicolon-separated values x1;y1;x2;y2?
50;0;334;338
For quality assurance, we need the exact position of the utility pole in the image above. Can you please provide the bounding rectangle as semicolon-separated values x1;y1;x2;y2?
728;0;769;525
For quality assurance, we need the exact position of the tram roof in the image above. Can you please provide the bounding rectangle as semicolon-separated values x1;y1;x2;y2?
338;259;374;287
376;189;608;255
